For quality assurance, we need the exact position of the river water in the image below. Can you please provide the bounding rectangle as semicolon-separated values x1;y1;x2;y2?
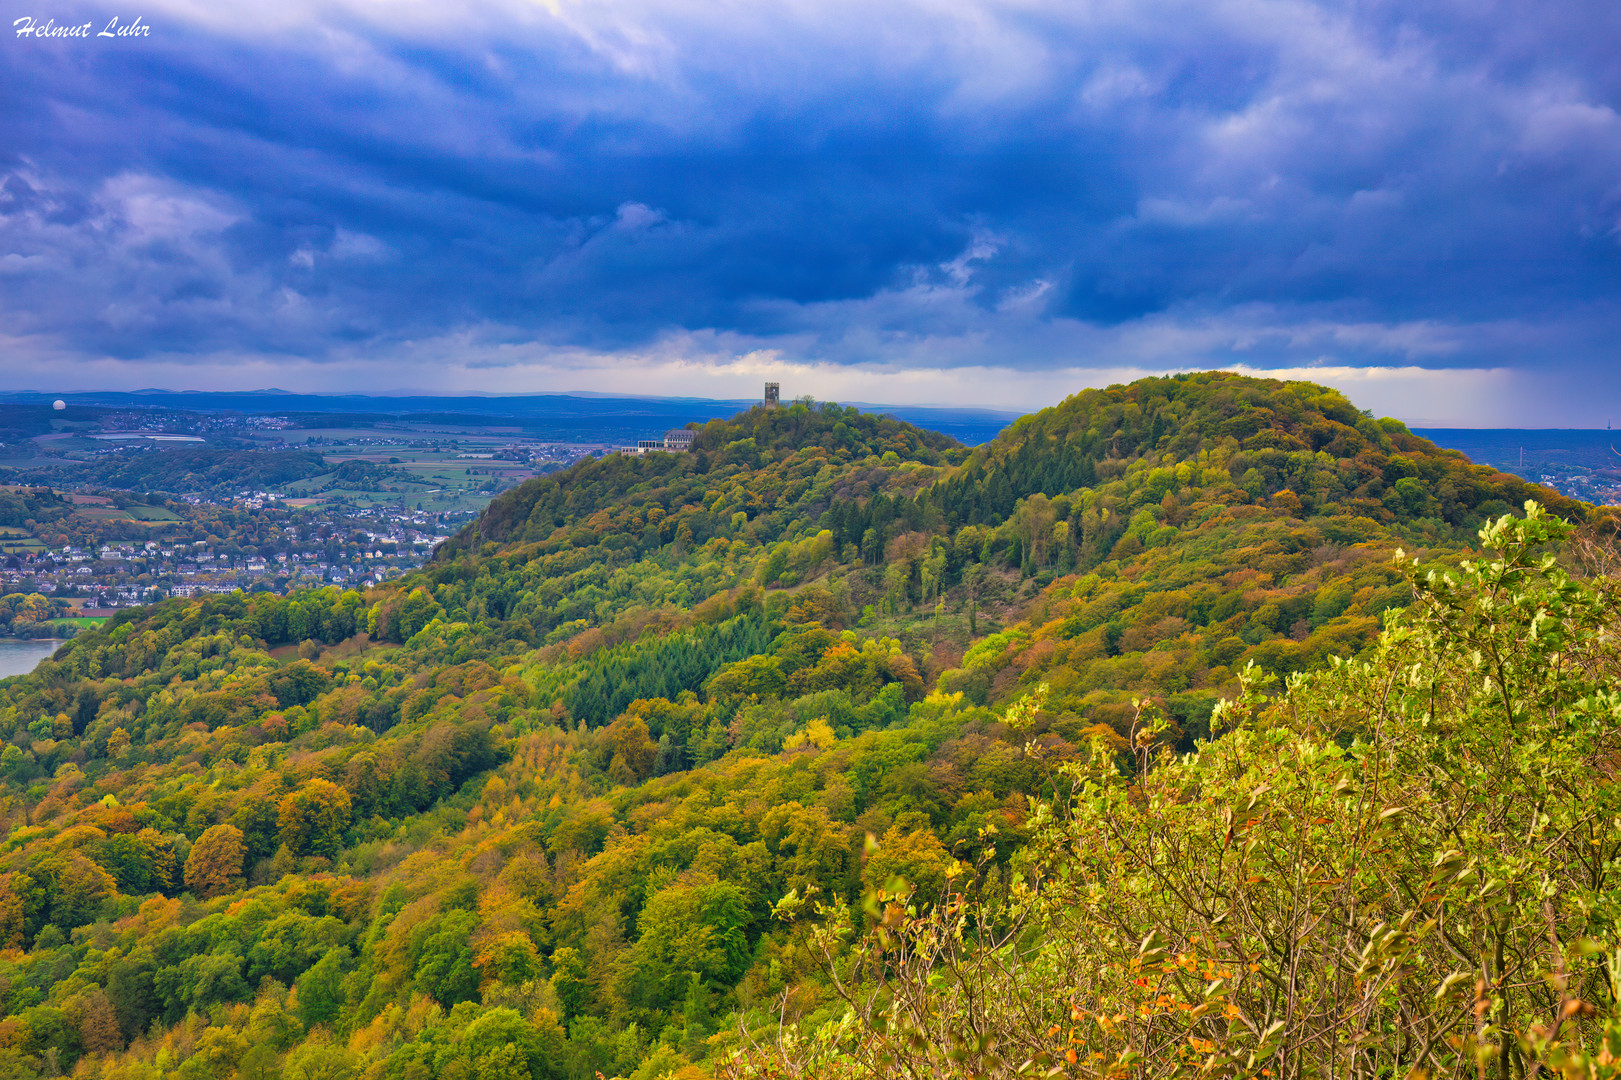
0;639;68;679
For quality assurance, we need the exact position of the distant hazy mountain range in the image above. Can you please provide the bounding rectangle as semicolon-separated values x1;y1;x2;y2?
7;391;1620;499
0;390;1021;446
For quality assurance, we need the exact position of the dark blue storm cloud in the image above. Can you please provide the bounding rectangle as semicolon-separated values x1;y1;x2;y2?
1;0;1619;419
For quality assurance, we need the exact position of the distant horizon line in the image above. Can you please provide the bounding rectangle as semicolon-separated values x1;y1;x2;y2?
1;388;1614;432
0;387;1025;416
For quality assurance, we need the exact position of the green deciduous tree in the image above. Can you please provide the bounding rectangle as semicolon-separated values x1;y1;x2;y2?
414;909;480;1008
624;878;750;1011
294;946;349;1028
550;946;589;1021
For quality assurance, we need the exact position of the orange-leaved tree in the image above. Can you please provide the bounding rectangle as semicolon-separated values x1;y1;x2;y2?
183;822;246;898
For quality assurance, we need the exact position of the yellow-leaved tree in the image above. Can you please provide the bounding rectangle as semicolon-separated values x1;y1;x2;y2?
277;778;352;859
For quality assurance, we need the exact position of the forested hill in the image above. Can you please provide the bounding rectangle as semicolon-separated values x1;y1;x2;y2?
450;371;1585;570
931;372;1587;526
0;372;1600;1080
435;400;964;556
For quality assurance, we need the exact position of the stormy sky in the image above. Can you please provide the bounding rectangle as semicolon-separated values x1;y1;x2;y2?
3;0;1619;424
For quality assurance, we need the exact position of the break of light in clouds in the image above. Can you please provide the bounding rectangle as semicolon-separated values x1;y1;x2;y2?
3;0;1620;424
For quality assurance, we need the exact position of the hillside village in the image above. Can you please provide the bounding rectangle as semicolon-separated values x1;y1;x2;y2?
0;492;452;624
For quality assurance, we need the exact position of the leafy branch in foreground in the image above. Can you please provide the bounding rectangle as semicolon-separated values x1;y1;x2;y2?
731;502;1621;1080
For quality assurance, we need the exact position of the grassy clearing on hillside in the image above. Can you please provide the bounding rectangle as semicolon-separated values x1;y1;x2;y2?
48;617;106;630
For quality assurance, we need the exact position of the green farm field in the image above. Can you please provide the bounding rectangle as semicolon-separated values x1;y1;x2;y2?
48;616;107;631
270;445;534;513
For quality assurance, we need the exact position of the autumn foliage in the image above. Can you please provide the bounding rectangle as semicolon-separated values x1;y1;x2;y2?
0;375;1600;1080
182;822;245;898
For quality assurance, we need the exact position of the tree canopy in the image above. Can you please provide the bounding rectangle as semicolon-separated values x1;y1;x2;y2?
0;373;1606;1080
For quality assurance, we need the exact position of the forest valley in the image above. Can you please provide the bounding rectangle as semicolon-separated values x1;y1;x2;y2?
0;372;1614;1080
